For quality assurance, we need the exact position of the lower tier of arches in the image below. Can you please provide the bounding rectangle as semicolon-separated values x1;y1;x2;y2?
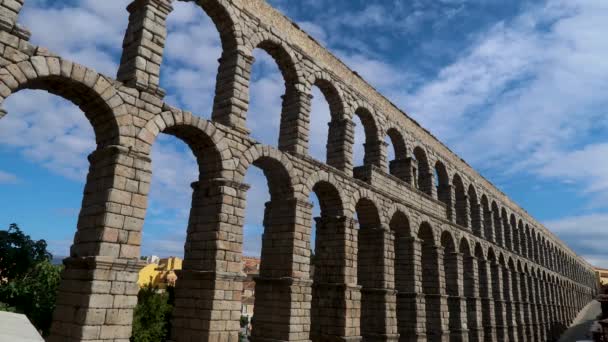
44;141;595;342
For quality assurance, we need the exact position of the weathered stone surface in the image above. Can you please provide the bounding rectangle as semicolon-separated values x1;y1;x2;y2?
0;0;596;341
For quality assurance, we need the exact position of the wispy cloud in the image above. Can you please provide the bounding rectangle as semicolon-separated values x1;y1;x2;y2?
0;170;19;184
401;0;608;208
545;213;608;267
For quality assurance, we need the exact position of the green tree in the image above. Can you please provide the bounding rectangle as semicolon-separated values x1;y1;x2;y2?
0;223;52;281
130;285;174;342
0;260;62;335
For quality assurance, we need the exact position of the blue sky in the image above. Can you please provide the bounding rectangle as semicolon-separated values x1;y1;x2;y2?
0;0;607;266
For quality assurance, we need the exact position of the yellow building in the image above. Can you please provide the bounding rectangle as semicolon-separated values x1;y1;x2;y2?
137;256;183;289
595;266;608;286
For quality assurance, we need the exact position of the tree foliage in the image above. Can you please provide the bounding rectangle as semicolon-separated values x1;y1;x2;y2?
0;260;62;335
0;223;59;336
0;223;52;281
130;285;174;342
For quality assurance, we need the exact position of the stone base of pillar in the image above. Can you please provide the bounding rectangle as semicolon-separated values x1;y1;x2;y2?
397;332;427;342
483;326;496;342
494;326;507;342
449;329;470;342
311;336;363;342
170;270;245;342
397;292;426;339
361;333;399;342
251;277;313;342
467;328;484;342
314;337;363;342
249;338;311;342
48;256;144;342
361;287;399;339
311;283;362;341
424;294;449;340
426;332;450;342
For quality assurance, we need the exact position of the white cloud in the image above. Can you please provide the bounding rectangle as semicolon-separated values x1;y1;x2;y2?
537;143;608;194
0;170;19;184
544;213;608;267
298;21;328;46
20;0;130;75
339;52;412;91
400;0;608;207
545;213;608;237
0;90;95;181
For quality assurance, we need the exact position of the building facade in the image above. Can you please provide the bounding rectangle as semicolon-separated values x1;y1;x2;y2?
595;267;608;287
0;0;598;341
137;256;182;289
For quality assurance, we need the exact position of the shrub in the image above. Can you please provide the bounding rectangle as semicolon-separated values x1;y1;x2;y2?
130;285;174;342
0;260;62;335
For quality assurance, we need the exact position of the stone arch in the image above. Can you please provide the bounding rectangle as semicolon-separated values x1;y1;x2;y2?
548;244;554;271
133;111;237;287
353;106;382;168
347;188;383;223
540;238;547;267
236;144;296;198
460;237;471;256
355;196;388;339
390;209;413;338
468;185;482;237
355;197;382;230
418;221;436;245
525;224;532;261
498;251;507;267
136;110;233;179
243;148;314;339
301;170;347;217
247;37;309;153
441;230;456;252
518;220;526;257
532;230;540;264
510;213;518;254
189;0;243;127
509;257;525;341
194;0;240;50
5;56;137;342
305;73;349;167
435;160;452;217
452;173;468;228
385;126;409;182
442;230;462;337
310;181;345;218
306;72;347;120
389;210;411;237
475;242;486;260
307;178;349;339
491;201;503;247
413;146;433;196
418;222;442;338
474;240;494;340
385;126;408;160
247;36;301;85
488;247;507;333
459;237;476;341
481;195;493;242
118;0;244;123
502;207;512;251
0;57;124;147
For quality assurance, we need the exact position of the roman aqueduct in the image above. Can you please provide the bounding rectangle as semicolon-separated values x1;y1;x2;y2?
0;0;598;341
